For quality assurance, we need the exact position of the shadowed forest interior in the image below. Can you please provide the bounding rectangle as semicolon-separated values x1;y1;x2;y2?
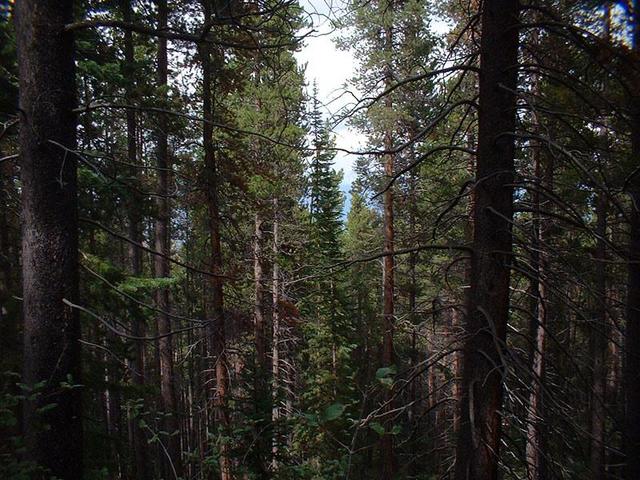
1;0;640;479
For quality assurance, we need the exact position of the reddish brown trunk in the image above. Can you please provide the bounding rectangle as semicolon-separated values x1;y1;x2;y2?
154;1;182;476
200;4;231;476
454;0;519;478
16;0;83;477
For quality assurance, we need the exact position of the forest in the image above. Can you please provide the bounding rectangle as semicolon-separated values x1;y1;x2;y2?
0;0;639;478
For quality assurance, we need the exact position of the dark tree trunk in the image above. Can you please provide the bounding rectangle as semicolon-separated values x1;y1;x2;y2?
120;1;151;477
590;195;607;480
525;126;551;480
0;153;17;369
454;0;519;478
154;1;182;476
200;4;232;476
15;0;83;477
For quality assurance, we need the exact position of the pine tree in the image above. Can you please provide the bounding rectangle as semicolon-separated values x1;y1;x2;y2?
307;83;344;262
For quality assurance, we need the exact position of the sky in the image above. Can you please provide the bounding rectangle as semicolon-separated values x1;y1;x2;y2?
294;0;452;211
294;0;364;203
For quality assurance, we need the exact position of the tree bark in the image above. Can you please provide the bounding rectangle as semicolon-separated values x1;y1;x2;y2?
590;194;607;480
15;0;83;477
380;11;396;479
120;2;151;477
0;151;16;368
525;126;551;480
253;209;269;477
454;0;519;478
272;199;281;471
154;1;182;477
200;3;232;476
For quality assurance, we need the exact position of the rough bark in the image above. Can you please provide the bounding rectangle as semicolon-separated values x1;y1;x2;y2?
454;0;519;478
0;152;16;368
154;1;182;476
200;3;232;476
15;0;83;477
272;200;281;471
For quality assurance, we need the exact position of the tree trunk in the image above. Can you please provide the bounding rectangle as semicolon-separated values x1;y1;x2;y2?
590;194;607;480
525;128;551;480
380;13;396;479
454;0;519;478
407;164;419;476
200;4;232;476
15;0;83;477
272;200;281;471
120;2;151;477
253;209;269;477
154;1;182;476
0;151;16;369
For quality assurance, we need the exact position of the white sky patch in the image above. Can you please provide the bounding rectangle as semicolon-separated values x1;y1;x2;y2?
295;0;453;210
295;0;363;201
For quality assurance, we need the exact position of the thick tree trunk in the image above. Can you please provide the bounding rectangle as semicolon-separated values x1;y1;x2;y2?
200;5;232;476
154;1;182;477
15;0;83;477
454;0;519;478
